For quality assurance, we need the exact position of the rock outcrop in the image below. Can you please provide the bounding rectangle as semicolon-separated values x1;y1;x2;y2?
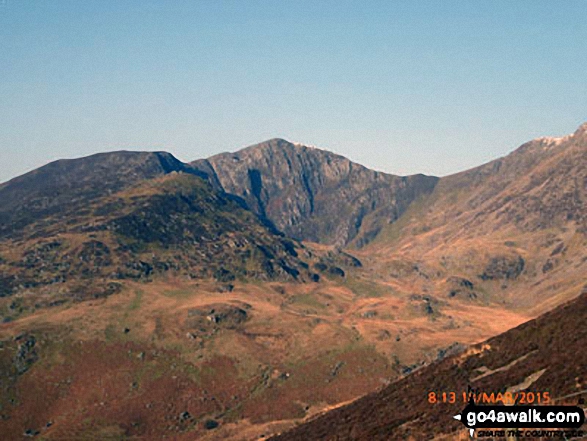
192;139;438;247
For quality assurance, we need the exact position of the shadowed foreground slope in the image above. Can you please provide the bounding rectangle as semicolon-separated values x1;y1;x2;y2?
271;292;587;440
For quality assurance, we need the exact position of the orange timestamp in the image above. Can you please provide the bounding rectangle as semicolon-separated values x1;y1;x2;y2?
427;391;551;405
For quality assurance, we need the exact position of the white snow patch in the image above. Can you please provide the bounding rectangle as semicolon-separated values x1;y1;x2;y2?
534;134;572;148
292;142;319;149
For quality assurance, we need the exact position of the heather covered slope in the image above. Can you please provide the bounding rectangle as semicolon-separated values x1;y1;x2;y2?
0;279;401;440
192;138;438;247
271;292;587;441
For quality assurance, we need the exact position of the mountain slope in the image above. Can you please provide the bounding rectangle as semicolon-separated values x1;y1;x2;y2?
360;123;587;314
0;151;205;240
0;126;585;440
411;122;587;238
192;138;438;247
271;291;587;440
0;152;316;316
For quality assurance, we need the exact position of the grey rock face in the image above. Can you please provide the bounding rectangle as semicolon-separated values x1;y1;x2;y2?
193;139;438;247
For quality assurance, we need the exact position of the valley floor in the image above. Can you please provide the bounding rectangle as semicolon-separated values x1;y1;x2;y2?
0;271;534;440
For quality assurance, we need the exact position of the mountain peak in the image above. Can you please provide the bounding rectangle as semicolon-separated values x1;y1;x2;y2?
192;141;438;247
243;138;333;155
0;150;201;238
573;121;587;137
530;121;587;148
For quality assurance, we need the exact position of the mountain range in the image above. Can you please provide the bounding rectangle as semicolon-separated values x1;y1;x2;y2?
0;123;585;440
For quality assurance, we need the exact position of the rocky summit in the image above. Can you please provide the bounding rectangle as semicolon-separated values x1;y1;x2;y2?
192;138;438;247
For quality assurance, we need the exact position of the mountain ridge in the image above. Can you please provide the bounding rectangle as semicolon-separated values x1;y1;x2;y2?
0;124;586;440
0;151;206;239
0;155;318;311
192;138;439;247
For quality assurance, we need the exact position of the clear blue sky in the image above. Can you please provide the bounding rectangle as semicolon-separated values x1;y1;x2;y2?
1;0;586;183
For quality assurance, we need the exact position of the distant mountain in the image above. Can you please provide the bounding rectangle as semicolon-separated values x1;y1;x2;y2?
0;125;586;441
271;291;587;440
192;138;438;247
0;151;200;239
362;123;587;313
2;125;585;311
0;152;315;308
418;122;587;237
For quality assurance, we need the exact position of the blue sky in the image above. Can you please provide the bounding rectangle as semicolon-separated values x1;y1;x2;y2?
1;0;586;183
